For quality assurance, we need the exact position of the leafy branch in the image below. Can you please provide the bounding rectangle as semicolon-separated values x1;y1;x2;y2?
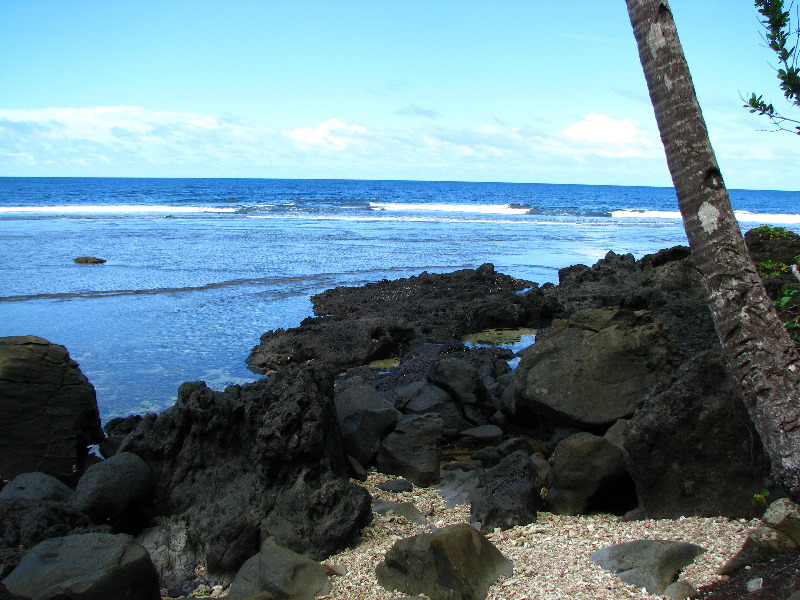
744;0;800;134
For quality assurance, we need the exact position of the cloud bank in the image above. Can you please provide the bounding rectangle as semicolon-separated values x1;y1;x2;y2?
0;106;669;183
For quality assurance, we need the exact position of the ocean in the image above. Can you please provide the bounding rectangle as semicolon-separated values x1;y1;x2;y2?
2;177;799;422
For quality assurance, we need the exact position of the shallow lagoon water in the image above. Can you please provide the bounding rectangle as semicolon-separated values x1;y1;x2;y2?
1;177;798;420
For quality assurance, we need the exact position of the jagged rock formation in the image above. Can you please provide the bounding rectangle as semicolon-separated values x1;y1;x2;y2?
118;364;371;593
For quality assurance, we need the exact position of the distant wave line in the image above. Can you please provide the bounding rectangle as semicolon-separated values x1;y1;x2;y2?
369;202;532;215
0;205;237;214
2;203;798;225
612;209;800;224
0;265;475;303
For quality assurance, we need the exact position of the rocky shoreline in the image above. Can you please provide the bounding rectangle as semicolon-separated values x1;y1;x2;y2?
3;228;800;600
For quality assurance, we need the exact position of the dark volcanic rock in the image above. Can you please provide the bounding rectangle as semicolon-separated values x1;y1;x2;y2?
394;380;471;436
375;414;444;486
387;345;514;439
246;265;540;373
428;357;493;426
541;247;716;355
69;452;152;524
624;347;773;519
546;432;627;516
512;308;681;428
745;226;800;268
470;450;540;531
334;377;400;467
227;537;331;600
590;539;706;595
0;336;104;483
3;532;160;600
0;473;73;503
470;438;533;469
99;415;143;459
73;256;107;264
249;316;417;374
460;424;504;448
117;364;372;589
376;523;513;600
0;498;103;577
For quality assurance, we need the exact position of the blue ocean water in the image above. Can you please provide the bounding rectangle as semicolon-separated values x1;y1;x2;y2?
2;177;799;421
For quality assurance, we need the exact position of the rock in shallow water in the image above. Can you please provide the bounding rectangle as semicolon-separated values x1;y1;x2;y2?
246;266;539;374
73;256;106;264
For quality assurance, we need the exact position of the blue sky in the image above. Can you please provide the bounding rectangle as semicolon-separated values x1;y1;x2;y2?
1;1;798;190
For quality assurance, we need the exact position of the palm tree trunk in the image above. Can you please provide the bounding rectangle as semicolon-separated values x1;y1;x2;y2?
625;0;800;497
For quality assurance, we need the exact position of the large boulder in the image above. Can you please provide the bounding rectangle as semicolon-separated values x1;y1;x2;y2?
512;308;680;428
470;450;540;531
0;473;73;503
0;336;104;482
624;348;773;519
546;432;627;516
428;357;492;425
69;452;152;524
394;380;472;437
227;537;331;600
3;532;160;600
0;499;100;578
334;377;400;467
376;524;513;600
375;414;444;486
118;364;372;591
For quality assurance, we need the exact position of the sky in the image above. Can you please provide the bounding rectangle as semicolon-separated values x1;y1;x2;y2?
1;1;798;190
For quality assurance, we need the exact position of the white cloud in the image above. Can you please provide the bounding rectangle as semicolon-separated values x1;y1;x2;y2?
287;118;368;148
0;106;284;170
562;113;653;156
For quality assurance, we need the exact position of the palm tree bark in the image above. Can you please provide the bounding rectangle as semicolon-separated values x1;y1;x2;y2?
625;0;800;497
